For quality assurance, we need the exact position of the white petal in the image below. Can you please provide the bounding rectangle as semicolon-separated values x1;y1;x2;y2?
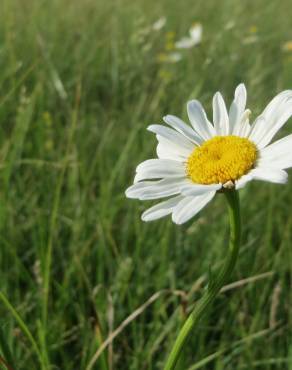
233;109;251;137
163;115;203;145
229;83;247;133
156;141;185;161
156;136;191;160
147;124;194;152
172;191;216;224
234;83;247;113
229;102;239;133
134;159;185;182
141;195;184;222
261;90;292;122
187;100;216;140
180;183;221;196
156;142;185;161
125;178;188;200
238;111;252;137
212;92;229;135
235;173;253;189
248;116;267;144
258;105;292;148
251;91;292;148
249;167;288;184
257;134;292;169
242;123;251;137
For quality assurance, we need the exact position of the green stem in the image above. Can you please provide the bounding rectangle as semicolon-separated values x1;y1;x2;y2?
163;189;241;370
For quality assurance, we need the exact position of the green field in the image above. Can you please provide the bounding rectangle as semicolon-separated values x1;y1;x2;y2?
0;0;291;369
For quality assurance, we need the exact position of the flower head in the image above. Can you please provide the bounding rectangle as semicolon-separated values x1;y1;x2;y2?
175;23;202;49
126;84;292;224
152;17;167;31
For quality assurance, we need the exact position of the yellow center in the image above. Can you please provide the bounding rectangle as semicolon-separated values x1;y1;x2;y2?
186;136;257;185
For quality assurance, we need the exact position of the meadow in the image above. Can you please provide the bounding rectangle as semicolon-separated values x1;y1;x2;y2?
0;0;291;369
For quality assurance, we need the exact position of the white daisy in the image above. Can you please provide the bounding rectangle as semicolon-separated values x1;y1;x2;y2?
175;23;202;49
152;17;167;31
126;84;292;224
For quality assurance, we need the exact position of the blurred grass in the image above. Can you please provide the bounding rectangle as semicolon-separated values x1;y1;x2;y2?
0;0;291;369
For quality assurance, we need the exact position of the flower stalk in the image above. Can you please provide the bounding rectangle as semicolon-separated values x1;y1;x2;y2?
163;189;241;370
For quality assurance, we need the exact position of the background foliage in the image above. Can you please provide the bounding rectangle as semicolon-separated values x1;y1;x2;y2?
0;0;291;369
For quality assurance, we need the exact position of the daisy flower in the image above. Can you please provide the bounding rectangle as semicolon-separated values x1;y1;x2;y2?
152;17;167;31
126;84;292;224
175;23;202;49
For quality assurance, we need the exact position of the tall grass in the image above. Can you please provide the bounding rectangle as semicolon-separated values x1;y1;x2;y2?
0;0;291;369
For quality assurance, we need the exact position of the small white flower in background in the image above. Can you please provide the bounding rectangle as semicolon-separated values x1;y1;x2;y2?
134;17;166;41
242;35;259;45
167;52;182;62
189;23;203;42
158;52;182;63
126;84;292;224
225;21;235;30
152;17;167;31
175;23;202;49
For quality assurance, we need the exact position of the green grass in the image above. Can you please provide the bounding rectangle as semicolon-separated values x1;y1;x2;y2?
0;0;291;369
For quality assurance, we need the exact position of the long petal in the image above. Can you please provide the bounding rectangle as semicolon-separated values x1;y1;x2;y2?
261;90;292;122
180;183;221;196
141;195;184;222
134;159;185;182
156;142;185;161
147;124;194;152
249;167;288;184
172;191;216;224
163;115;203;145
250;91;292;148
237;111;252;137
213;92;229;135
156;137;191;161
248;116;267;144
235;173;253;189
187;100;216;140
229;83;247;133
234;83;247;112
233;109;251;137
257;134;292;169
125;178;188;200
